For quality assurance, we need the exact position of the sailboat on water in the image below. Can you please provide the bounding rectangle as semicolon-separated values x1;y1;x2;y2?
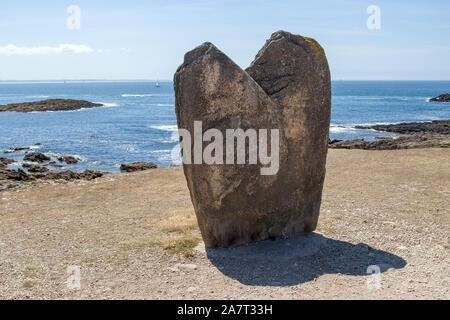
155;80;160;88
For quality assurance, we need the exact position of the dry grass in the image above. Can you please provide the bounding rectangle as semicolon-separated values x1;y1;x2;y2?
159;238;202;258
22;280;37;289
155;210;198;234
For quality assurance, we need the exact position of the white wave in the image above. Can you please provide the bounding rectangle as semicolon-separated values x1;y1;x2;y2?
43;152;86;161
149;125;178;132
22;95;50;99
121;94;154;97
155;103;174;107
334;95;431;101
121;93;172;97
96;102;119;107
329;125;360;134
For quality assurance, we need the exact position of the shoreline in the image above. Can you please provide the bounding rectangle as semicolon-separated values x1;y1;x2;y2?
2;119;449;191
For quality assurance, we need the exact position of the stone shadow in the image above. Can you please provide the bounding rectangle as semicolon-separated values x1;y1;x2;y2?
206;233;406;286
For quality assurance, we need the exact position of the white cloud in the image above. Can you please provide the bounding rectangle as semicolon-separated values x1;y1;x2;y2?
0;44;95;56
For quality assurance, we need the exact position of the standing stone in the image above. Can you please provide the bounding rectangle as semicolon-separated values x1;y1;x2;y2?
174;30;331;248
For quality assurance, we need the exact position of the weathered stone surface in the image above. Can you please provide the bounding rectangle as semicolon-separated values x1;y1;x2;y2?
174;31;331;248
120;162;158;172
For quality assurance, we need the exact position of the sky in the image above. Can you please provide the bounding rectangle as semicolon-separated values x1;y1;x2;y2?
0;0;449;80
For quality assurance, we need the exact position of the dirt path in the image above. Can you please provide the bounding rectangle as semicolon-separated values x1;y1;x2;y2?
0;149;448;299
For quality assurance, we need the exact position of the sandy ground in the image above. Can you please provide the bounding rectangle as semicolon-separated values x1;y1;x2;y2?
0;148;449;300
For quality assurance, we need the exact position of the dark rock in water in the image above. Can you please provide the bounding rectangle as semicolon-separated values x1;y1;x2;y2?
0;157;15;168
3;146;31;153
120;162;158;172
0;99;103;112
429;93;450;102
23;153;51;163
355;120;450;135
23;163;49;173
174;30;331;248
47;161;64;168
329;139;342;145
58;156;80;164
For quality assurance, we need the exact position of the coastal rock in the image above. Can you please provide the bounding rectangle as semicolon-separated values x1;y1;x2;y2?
23;153;51;163
355;120;450;135
0;168;33;182
3;146;31;153
429;93;450;102
0;99;103;113
174;31;331;248
23;163;49;173
58;156;80;164
41;170;103;181
329;133;449;150
120;162;158;172
0;157;15;168
47;161;64;168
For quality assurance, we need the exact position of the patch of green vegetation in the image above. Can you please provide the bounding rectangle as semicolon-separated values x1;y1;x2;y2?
53;179;66;184
23;181;39;186
23;266;38;278
22;280;37;289
119;234;201;258
160;238;201;258
428;141;450;147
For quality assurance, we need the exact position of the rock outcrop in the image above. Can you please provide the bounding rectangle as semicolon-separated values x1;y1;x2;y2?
120;162;158;172
58;156;80;164
355;120;450;135
3;146;31;153
0;157;14;168
0;99;103;112
429;94;450;102
329;133;449;150
39;170;103;181
23;153;51;163
23;163;49;173
174;31;331;248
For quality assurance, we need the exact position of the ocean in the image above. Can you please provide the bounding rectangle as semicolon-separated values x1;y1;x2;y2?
0;80;449;172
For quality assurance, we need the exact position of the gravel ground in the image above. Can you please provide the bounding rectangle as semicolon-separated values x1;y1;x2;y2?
0;148;448;299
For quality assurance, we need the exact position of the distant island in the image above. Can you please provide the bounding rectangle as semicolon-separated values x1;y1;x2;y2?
0;99;103;112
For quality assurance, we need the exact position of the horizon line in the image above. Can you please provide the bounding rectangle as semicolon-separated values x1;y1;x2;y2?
1;79;450;82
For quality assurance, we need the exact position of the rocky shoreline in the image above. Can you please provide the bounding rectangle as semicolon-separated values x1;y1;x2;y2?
0;146;159;191
0;99;103;112
1;118;448;190
0;151;104;191
330;120;450;150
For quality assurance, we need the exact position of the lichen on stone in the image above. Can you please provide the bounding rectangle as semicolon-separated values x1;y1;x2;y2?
304;37;325;62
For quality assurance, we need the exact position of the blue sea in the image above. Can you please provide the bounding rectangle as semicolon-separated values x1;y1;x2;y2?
0;80;449;172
